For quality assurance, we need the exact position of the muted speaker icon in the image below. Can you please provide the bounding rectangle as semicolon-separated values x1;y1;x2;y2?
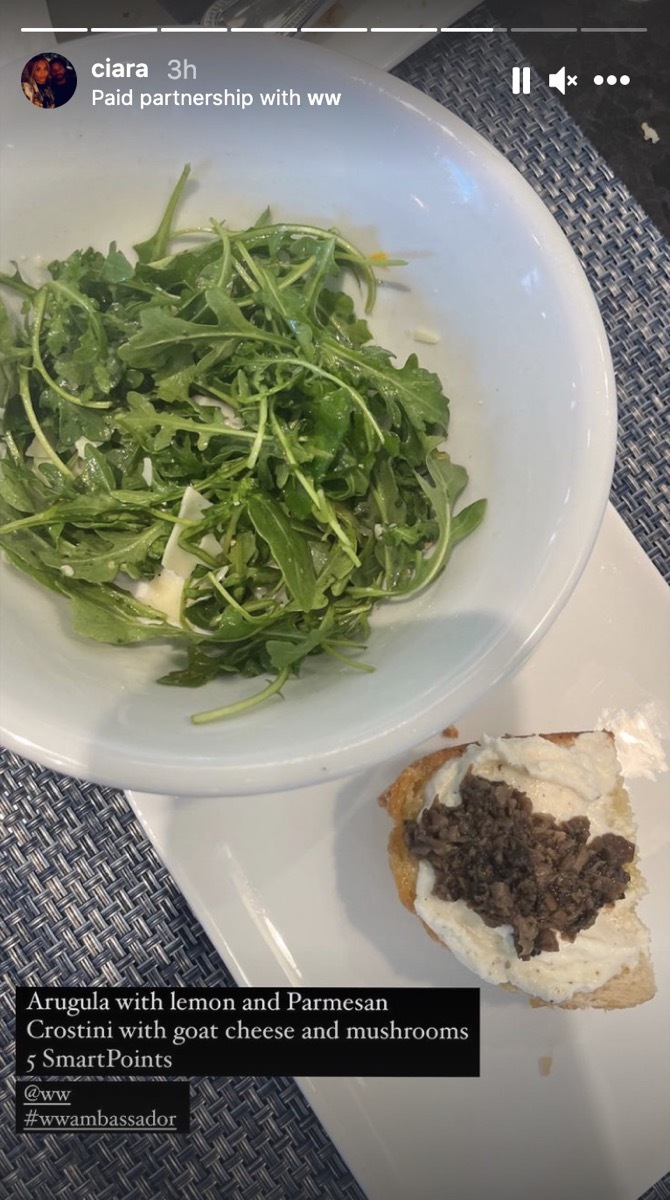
549;66;567;94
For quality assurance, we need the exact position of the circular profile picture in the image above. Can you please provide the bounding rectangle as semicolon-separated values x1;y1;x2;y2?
21;53;77;109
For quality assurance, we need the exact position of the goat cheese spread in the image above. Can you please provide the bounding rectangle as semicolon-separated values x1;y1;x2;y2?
414;733;649;1002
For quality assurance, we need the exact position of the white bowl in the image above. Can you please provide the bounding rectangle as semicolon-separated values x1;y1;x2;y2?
0;35;615;796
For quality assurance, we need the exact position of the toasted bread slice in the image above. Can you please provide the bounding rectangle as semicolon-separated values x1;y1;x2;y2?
379;733;655;1009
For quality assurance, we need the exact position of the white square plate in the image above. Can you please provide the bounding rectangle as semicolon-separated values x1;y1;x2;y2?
129;505;670;1200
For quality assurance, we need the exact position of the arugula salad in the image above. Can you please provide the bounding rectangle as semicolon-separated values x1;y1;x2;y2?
0;165;485;722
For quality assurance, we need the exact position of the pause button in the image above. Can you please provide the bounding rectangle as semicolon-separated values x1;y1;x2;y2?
512;66;531;94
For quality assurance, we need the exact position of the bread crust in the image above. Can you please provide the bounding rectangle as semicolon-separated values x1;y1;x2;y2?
379;733;655;1010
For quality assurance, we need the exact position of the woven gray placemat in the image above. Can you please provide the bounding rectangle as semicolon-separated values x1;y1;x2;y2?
1;9;669;1200
0;762;367;1200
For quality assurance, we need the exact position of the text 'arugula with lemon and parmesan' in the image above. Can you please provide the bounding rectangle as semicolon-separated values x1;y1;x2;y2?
0;165;485;721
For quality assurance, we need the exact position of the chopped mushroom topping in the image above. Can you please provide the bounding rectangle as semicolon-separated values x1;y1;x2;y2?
405;769;635;959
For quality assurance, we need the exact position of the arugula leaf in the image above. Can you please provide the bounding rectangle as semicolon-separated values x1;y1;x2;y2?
247;493;318;612
0;263;37;299
100;243;135;283
40;523;164;582
117;306;287;372
0;300;25;407
69;586;177;644
323;342;449;430
133;164;192;264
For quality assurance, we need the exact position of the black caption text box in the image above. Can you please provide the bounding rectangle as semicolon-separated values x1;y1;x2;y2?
16;987;480;1077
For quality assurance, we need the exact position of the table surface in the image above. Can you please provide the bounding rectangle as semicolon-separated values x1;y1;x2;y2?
1;7;669;1200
